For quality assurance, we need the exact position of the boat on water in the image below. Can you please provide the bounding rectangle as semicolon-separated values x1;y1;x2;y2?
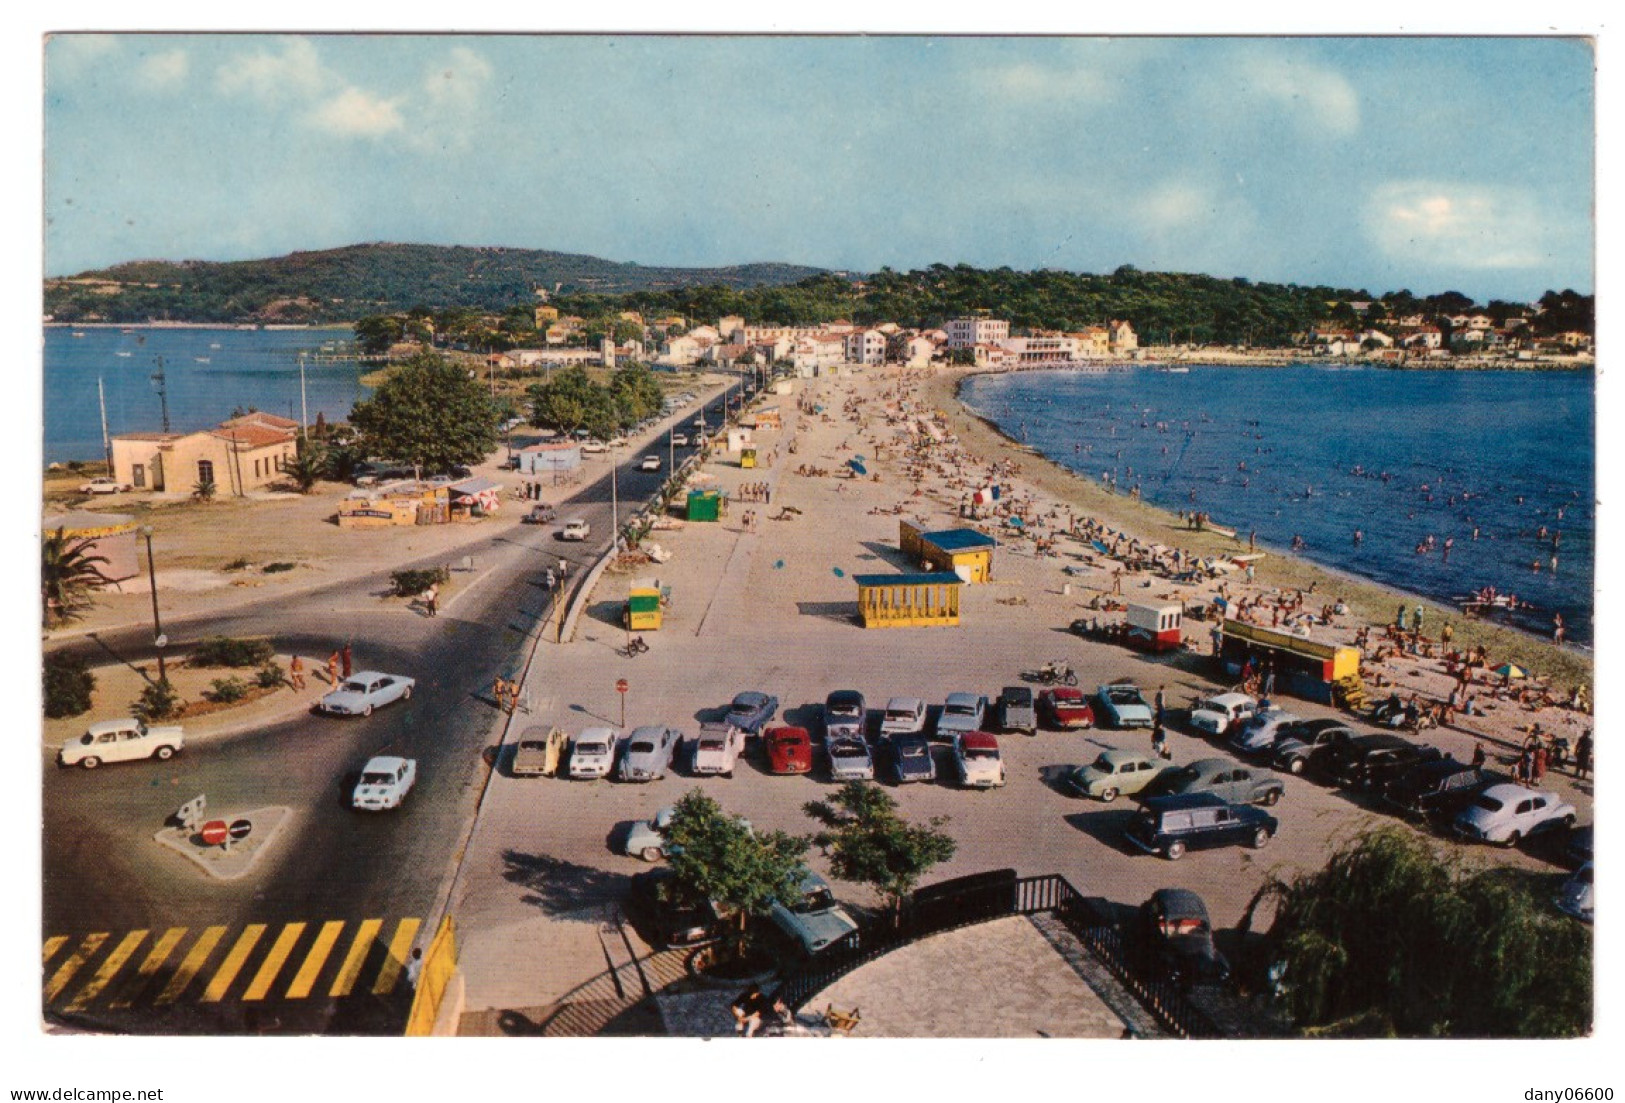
115;351;132;357
1161;366;1191;374
209;342;221;349
71;331;85;338
194;356;211;363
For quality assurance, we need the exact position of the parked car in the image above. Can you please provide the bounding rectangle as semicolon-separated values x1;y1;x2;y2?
952;731;1006;789
1567;824;1594;867
1454;783;1577;848
619;725;683;782
639;455;661;472
568;727;621;780
625;806;677;861
1039;687;1095;730
1554;862;1594;923
1271;719;1361;776
826;736;875;781
317;671;416;717
78;476;129;494
823;690;866;741
691;721;746;777
579;440;609;455
1229;708;1303;755
1096;683;1154;729
1128;793;1278;860
1187;692;1257;739
1148;757;1284;806
998;685;1037;735
1381;759;1502;821
765;726;814;775
670;432;690;447
1063;748;1170;802
1138;888;1230;987
935;692;989;740
880;697;929;738
628;869;725;948
889;733;937;784
1325;734;1442;792
58;717;184;770
724;691;779;735
560;518;592;541
511;725;566;777
351;755;417;811
770;869;859;955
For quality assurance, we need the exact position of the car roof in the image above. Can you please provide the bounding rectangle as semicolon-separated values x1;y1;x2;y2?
1297;718;1349;732
1099;747;1154;764
346;670;393;682
1352;733;1413;750
86;718;141;735
1150;888;1210;919
578;726;617;740
1142;792;1230;811
959;731;999;751
1185;757;1233;773
628;725;672;739
826;690;864;706
1047;687;1086;702
362;755;409;771
767;726;810;740
733;691;769;704
944;691;983;705
1100;682;1139;690
1480;782;1544;801
886;697;925;710
1202;693;1254;707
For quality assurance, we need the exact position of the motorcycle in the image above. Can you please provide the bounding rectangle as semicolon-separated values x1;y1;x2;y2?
1028;660;1078;686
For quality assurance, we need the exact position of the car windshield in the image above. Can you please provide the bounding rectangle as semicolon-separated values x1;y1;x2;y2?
360;772;393;786
796;889;836;913
899;743;926;758
629;741;655;754
698;739;725;751
964;747;996;760
1196;700;1224;713
1474;794;1505;812
946;702;976;716
341;680;369;693
1107;688;1139;703
520;741;545;752
1159;917;1209;936
1091;754;1117;773
829;704;860;717
886;709;915;721
576;742;607;755
831;743;865;759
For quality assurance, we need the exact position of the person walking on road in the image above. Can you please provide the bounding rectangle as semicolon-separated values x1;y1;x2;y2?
1575;730;1593;780
494;677;508;711
341;643;353;680
424;583;439;618
326;651;341;687
288;654;306;690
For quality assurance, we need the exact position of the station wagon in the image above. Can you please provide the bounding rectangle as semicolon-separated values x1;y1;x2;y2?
1128;793;1278;860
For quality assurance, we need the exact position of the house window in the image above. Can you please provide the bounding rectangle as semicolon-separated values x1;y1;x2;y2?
132;464;145;489
197;459;215;486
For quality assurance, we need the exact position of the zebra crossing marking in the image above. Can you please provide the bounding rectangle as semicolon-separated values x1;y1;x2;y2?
243;922;306;1002
109;927;186;1009
372;918;421;995
63;930;147;1013
44;933;108;1003
154;925;226;1004
201;924;266;1003
328;918;382;997
284;920;345;1000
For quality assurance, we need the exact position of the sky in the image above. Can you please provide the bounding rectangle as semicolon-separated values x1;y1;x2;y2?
43;34;1595;303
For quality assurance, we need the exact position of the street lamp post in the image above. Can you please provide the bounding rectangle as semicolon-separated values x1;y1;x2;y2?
141;526;168;683
610;439;620;552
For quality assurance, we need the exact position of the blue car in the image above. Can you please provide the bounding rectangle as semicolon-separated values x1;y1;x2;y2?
725;691;779;735
889;733;937;783
1096;683;1154;729
318;671;416;717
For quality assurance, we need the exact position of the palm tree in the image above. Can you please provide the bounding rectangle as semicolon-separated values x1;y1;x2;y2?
284;435;326;494
42;527;112;627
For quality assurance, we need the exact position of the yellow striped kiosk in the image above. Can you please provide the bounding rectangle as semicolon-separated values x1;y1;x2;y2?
854;572;963;628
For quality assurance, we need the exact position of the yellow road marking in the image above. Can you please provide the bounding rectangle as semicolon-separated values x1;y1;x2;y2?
109;927;186;1009
328;919;382;997
155;926;226;1004
243;922;305;1001
201;924;265;1003
285;920;345;999
63;930;146;1013
371;917;422;995
44;933;108;1003
43;936;69;965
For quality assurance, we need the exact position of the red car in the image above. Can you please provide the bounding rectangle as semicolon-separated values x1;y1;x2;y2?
1040;687;1096;730
765;726;814;774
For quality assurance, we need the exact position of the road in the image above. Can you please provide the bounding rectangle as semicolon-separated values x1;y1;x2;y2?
40;381;741;1034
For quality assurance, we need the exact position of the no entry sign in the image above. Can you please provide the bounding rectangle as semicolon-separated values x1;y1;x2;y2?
200;819;228;846
229;819;253;841
616;679;629;694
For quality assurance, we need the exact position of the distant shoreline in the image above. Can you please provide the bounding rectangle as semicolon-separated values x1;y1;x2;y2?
45;321;354;331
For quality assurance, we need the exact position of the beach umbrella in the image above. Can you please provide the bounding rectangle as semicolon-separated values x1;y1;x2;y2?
1495;663;1529;680
847;459;867;475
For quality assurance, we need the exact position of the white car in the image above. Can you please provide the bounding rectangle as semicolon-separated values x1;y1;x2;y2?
352;756;417;810
1454;783;1577;848
569;727;621;780
691;721;746;777
579;440;609;454
880;697;928;739
639;455;661;472
953;731;1006;789
1188;692;1257;738
1096;684;1154;729
59;717;184;769
670;432;690;447
935;692;989;740
625;806;677;861
560;518;591;541
1230;708;1303;755
826;736;875;781
619;725;683;782
317;671;416;717
78;477;129;495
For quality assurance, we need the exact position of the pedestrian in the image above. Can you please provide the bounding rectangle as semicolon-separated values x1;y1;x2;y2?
494;676;508;709
1262;662;1276;698
288;654;306;690
1413;605;1425;635
1532;744;1548;784
505;680;519;714
1396;604;1408;631
404;947;424;990
559;557;569;579
1574;730;1592;780
1151;718;1169;760
326;651;341;687
1441;622;1453;649
424;583;439;617
1154;685;1166;724
341;643;353;679
1471;741;1487;768
730;984;782;1037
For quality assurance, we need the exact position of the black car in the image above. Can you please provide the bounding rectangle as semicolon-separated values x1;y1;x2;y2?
1382;760;1503;821
1324;734;1441;791
628;869;725;948
1138;888;1230;988
1127;793;1279;861
1271;719;1361;777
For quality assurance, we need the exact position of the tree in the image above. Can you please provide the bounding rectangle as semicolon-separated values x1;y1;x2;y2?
664;789;808;964
42;527;113;627
1264;826;1590;1037
283;434;325;493
353;314;404;355
527;365;616;440
349;351;499;474
803;782;957;922
192;475;217;502
607;363;663;429
44;651;96;718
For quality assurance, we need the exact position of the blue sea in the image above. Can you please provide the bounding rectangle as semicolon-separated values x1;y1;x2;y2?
961;365;1595;645
43;326;370;466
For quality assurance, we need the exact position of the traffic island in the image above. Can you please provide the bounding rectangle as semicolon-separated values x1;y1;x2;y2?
153;804;292;881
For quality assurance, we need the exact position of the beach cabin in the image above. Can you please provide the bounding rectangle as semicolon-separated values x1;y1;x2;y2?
1125;602;1183;653
726;427;754;454
752;406;782;430
515;441;582;477
686;488;725;522
899;520;997;583
1218;619;1361;704
337;482;447;528
740;446;758;469
623;578;664;631
854;572;963;629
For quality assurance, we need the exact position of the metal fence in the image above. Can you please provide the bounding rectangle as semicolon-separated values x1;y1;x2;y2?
770;872;1220;1039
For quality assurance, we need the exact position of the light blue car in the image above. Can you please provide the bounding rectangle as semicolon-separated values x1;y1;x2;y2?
771;869;858;955
318;671;416;717
1097;683;1153;729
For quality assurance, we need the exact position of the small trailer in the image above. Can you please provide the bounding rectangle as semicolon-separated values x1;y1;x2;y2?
1125;601;1183;653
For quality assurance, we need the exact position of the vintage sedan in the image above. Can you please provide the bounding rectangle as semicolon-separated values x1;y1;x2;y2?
770;869;859;955
1039;687;1096;730
998;685;1037;735
765;726;814;775
317;671;416;717
78;476;129;495
826;736;875;781
568;727;621;780
351;755;417;811
724;691;779;736
1381;759;1502;821
1128;793;1278;860
1454;783;1577;848
1325;734;1442;792
1063;748;1170;802
511;725;567;777
639;454;662;472
952;731;1006;789
889;732;937;784
1096;683;1154;729
59;717;184;770
1229;708;1303;755
823;690;867;741
1187;692;1257;739
1271;719;1360;776
691;722;746;777
935;692;989;740
625;806;677;861
559;518;592;540
628;869;725;948
1555;862;1594;923
1138;888;1230;987
619;725;683;782
880;697;929;738
1148;757;1284;807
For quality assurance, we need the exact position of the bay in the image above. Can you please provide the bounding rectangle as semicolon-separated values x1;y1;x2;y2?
960;365;1595;645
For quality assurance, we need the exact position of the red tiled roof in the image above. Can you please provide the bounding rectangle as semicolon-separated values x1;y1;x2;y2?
211;423;296;449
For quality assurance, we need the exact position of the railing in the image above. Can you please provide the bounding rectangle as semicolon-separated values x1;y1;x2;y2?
771;872;1221;1039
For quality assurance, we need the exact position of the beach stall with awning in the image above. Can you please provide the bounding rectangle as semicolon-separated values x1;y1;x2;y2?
854;571;963;628
899;520;997;583
447;476;502;519
1219;619;1362;704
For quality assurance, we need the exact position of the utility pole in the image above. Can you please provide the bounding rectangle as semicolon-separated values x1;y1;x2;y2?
152;356;171;433
97;377;112;472
141;527;168;683
298;352;309;431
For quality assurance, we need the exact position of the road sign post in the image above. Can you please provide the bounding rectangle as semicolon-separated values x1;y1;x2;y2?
200;819;228;848
616;678;629;728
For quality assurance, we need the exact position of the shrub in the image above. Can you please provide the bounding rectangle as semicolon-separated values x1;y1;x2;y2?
223;558;251;572
262;562;296;574
192;476;217;502
134;679;181;721
254;662;286;690
391;567;449;597
204;677;250;704
189;636;275;668
43;652;96;719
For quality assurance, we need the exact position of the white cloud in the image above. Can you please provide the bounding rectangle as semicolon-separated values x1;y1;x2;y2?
423;46;492;111
1237;50;1360;135
1135;182;1212;231
407;46;494;153
216;37;325;103
137;49;189;91
309;87;405;138
1366;181;1548;269
987;61;1112;103
49;34;119;76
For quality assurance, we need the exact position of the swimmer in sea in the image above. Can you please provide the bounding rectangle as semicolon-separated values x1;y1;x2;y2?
1353;529;1363;545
